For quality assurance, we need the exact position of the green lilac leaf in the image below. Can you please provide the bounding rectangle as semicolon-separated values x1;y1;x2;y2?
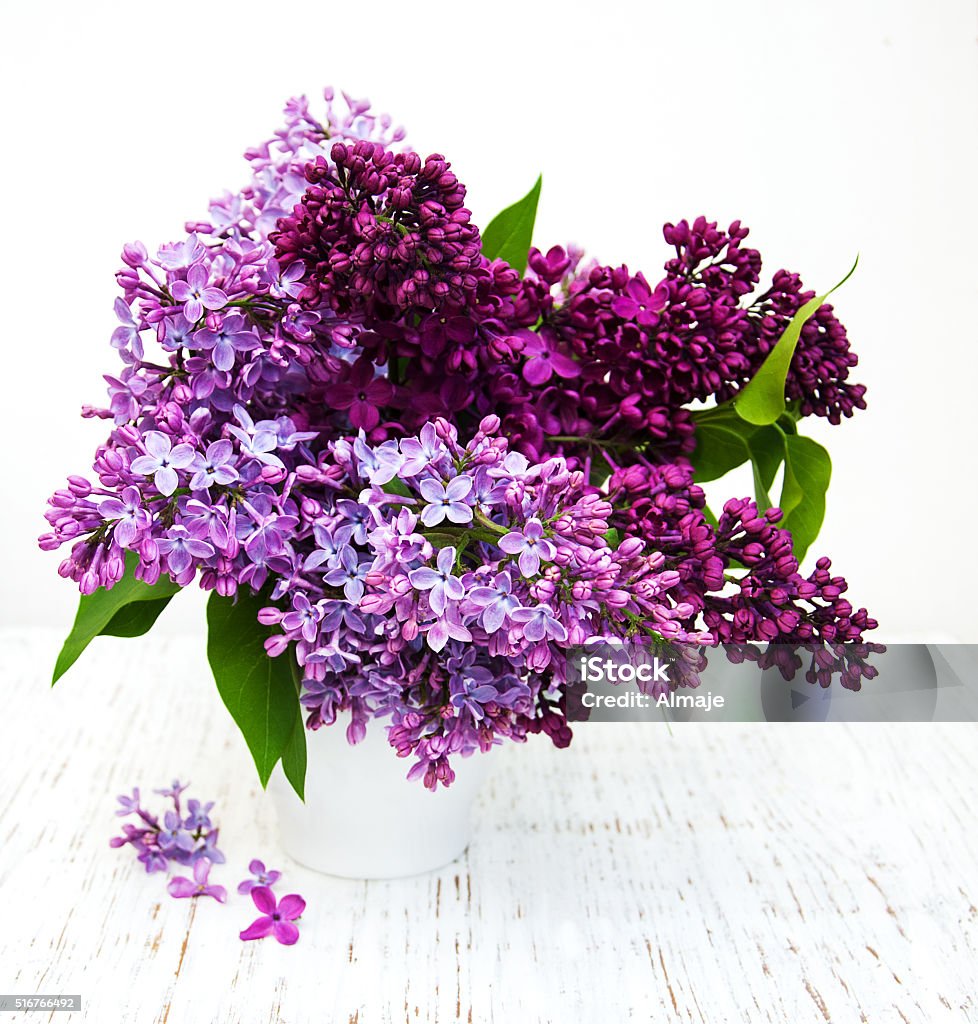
733;256;859;426
280;652;307;801
481;175;542;275
746;425;787;510
280;710;307;802
101;597;174;638
206;590;299;789
779;435;832;562
52;551;181;684
690;423;751;482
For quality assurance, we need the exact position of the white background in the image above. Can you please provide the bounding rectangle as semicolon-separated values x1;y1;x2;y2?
1;0;976;642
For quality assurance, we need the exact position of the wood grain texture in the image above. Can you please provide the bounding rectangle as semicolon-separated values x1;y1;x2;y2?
1;627;976;1023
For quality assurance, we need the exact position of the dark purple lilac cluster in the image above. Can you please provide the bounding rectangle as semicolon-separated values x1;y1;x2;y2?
273;143;483;316
608;463;878;650
42;89;876;786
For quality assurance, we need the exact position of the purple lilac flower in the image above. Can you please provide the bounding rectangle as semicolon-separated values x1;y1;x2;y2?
398;423;445;476
239;887;305;945
167;858;227;903
409;546;465;615
510;604;568;642
158;234;205;271
115;788;142;816
467;572;523;633
351;434;402;485
111;298;142;358
240;502;298;563
130;432;196;496
184;799;214;831
425;606;472;653
237;859;282;895
170;264;228;322
419;476;473;527
520;331;579;386
498;519;556;578
334;500;376;545
157;526;214;576
193;828;226;865
193;315;260;372
330;359;393;431
155;779;190;802
449;666;499;721
158;810;196;855
324;547;368;602
99;487;151;547
304;522;353;572
282;592;323;642
189;440;238;489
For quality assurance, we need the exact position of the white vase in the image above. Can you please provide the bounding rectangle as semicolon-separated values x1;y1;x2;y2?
267;716;493;879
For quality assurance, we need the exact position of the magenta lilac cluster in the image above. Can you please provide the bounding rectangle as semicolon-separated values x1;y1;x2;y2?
42;88;876;784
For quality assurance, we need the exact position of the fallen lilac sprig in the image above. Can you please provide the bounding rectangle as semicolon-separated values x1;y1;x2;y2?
167;858;227;903
237;858;282;895
239;887;306;946
110;780;224;873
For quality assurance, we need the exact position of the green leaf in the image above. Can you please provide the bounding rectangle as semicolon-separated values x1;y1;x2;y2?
690;423;750;482
779;435;832;562
53;552;181;684
206;590;299;788
280;653;307;801
382;478;413;499
603;527;620;547
701;503;719;529
481;175;542;275
280;711;307;801
734;256;859;426
746;425;786;510
101;597;174;638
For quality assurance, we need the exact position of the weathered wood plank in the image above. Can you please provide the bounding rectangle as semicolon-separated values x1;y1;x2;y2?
0;629;975;1022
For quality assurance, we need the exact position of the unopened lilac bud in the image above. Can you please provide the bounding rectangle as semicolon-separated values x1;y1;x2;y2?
295;465;323;483
301;497;322;519
122;241;148;268
391;575;413;598
617;537;644;558
264;635;290;657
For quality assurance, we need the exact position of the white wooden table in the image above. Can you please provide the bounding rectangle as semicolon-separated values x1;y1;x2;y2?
1;627;976;1023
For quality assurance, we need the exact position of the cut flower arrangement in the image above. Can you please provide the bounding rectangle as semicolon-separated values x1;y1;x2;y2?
41;89;877;799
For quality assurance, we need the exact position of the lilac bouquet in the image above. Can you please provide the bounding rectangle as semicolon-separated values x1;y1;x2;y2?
41;89;876;795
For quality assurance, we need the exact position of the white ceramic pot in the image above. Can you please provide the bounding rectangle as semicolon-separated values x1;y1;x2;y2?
268;716;492;879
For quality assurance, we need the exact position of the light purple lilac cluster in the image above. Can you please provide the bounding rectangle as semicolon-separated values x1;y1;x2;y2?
111;780;224;874
42;88;877;784
257;418;709;787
